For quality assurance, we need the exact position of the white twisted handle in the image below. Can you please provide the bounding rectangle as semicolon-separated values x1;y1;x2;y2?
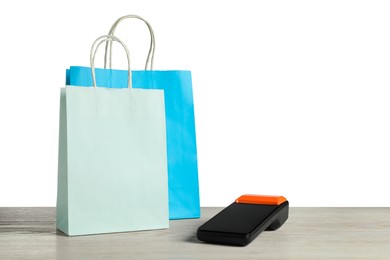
104;14;155;70
90;35;132;89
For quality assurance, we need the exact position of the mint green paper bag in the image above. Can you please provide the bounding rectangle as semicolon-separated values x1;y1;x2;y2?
57;35;168;236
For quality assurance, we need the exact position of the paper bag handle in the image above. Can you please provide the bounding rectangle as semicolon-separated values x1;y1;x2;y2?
104;14;155;70
90;35;132;89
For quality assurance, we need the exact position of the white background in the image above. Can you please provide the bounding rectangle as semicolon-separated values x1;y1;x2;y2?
0;0;389;207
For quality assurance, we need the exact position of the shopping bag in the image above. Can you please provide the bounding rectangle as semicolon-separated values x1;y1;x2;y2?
57;35;169;236
66;15;200;219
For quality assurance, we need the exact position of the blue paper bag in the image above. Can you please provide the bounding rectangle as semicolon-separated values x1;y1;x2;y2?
66;67;200;219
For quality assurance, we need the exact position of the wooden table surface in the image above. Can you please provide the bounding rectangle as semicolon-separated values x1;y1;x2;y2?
0;207;389;259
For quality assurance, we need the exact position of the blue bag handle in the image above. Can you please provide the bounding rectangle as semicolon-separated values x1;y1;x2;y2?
104;14;155;71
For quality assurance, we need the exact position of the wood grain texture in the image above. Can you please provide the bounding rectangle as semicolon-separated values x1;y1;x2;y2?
1;207;390;259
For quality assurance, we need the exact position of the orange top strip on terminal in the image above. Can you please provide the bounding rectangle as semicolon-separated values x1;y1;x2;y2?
236;195;287;205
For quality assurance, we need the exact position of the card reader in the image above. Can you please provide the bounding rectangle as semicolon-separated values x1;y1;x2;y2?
197;195;289;246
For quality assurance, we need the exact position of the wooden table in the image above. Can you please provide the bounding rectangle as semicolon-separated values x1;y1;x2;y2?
1;207;389;259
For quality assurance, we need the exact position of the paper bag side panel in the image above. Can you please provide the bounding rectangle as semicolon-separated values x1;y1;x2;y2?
56;88;69;235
